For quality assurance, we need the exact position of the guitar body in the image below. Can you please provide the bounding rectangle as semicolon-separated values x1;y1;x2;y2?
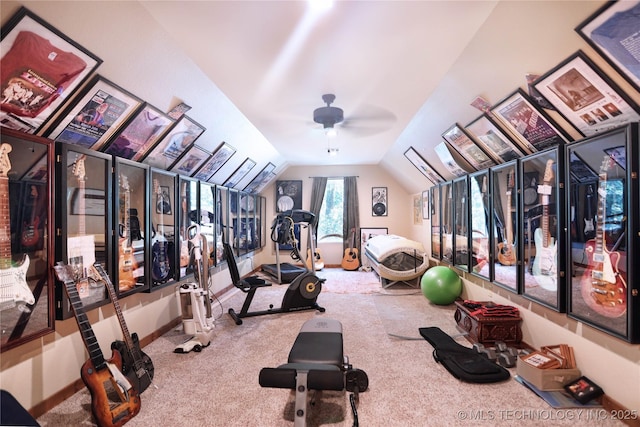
306;248;324;271
151;234;170;283
21;216;41;248
118;239;137;292
111;333;155;395
0;254;34;310
497;242;516;266
341;248;360;271
580;239;627;318
532;228;557;291
80;349;141;427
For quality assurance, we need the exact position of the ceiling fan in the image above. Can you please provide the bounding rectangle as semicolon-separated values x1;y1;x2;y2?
313;94;343;136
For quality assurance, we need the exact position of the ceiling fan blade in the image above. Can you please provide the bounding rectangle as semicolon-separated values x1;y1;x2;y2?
346;103;397;123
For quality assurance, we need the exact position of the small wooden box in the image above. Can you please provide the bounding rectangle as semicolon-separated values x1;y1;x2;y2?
454;300;523;346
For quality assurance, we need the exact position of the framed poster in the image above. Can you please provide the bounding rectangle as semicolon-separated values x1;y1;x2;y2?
142;115;205;169
434;142;468;176
422;189;430;220
441;124;495;171
603;145;626;170
192;142;236;181
243;162;276;194
170;145;211;176
491;88;572;152
0;7;102;133
533;51;640;137
252;171;276;195
465;114;527;163
403;147;445;184
102;103;174;161
575;1;640;94
46;75;143;150
372;187;388;216
223;158;256;188
275;180;302;212
21;153;48;182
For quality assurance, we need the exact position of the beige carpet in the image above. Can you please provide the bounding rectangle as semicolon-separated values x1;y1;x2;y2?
36;269;623;426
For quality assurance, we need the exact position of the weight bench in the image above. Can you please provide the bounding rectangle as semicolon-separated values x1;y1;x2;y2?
259;318;368;427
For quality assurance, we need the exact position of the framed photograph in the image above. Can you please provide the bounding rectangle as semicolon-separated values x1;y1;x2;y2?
21;153;48;182
564;376;604;404
142;115;206;169
223;158;256;188
441;124;495;171
372;186;388;216
275;180;302;212
252;171;276;195
434;142;468;176
170;145;210;176
576;1;640;94
604;145;626;170
192;142;236;181
520;351;560;369
533;51;640;137
404;147;445;184
0;7;102;133
491;88;572;152
156;185;171;215
102;103;174;161
568;151;598;183
70;188;106;216
422;189;430;220
243;162;276;194
465;114;527;163
46;75;143;151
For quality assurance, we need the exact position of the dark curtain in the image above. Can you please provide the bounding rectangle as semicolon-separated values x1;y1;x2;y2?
343;176;360;253
309;177;327;242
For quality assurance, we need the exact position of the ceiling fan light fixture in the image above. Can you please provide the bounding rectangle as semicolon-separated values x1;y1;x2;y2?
324;125;337;138
327;147;339;156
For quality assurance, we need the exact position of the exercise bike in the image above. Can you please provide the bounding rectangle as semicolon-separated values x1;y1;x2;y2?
227;210;325;325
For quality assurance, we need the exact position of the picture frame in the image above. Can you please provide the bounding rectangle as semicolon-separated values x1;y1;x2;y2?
21;153;48;182
441;124;496;171
243;162;276;194
142;115;206;169
568;151;598;183
403;147;445;184
533;50;640;137
192;142;236;181
0;7;102;134
603;145;626;170
575;1;640;94
275;180;302;212
223;158;256;188
156;185;172;215
101;103;174;161
252;171;277;195
169;144;211;176
422;189;430;220
465;114;527;163
434;141;470;176
520;351;559;369
564;376;604;404
491;88;572;152
46;75;143;151
372;186;388;216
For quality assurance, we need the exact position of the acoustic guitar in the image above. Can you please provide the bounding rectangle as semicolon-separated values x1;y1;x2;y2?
532;159;557;290
497;169;516;266
151;179;170;284
53;262;141;427
306;248;324;271
118;175;137;291
93;263;155;395
341;228;360;271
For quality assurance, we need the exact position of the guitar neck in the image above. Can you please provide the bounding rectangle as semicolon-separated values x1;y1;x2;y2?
594;172;607;256
505;192;513;243
78;178;86;236
0;176;10;268
96;264;136;352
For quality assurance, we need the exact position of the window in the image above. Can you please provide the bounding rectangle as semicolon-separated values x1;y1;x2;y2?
318;178;343;241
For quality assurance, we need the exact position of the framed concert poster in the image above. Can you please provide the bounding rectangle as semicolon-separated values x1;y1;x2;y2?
252;171;276;195
441;124;495;171
0;7;102;134
576;1;640;94
142;115;205;169
275;180;302;212
223;158;256;188
533;51;640;138
169;144;210;176
404;147;445;184
465;114;527;163
372;187;388;217
491;89;572;152
102;103;174;161
46;75;143;151
243;162;275;194
192;142;236;182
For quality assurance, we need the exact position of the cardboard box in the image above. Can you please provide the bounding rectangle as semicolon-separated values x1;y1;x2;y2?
516;358;581;391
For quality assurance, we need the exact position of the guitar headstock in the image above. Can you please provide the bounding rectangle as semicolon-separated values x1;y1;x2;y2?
72;155;87;181
507;169;515;189
153;178;160;196
601;154;615;173
120;174;130;191
481;175;487;194
0;143;13;178
543;159;554;184
53;262;76;283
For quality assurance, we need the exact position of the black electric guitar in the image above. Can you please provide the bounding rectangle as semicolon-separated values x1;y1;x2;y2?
53;263;140;427
93;263;155;395
341;228;360;271
151;179;170;284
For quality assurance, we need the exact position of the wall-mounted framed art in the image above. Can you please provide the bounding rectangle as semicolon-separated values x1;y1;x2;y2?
430;184;441;260
102;103;174;161
243;162;275;194
192;142;236;182
45;75;143;151
575;1;640;94
169;144;210;176
223;158;256;188
568;151;598;183
0;7;102;134
491;88;573;152
142;115;205;169
441;124;495;171
465;114;527;163
372;186;388;216
434;142;468;176
533;51;640;138
404;147;445;184
275;179;302;212
421;189;430;220
252;171;277;195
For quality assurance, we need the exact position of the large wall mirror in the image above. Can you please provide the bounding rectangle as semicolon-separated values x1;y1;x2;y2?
430;185;441;259
441;181;454;264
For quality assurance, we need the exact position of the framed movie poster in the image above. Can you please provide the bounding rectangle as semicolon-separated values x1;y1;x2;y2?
192;142;236;182
441;124;495;171
533;51;640;137
491;89;572;152
142;115;205;169
372;187;388;216
243;162;276;194
275;180;302;212
102;103;174;161
465;114;527;163
404;147;445;184
223;158;256;188
576;1;640;94
46;75;143;150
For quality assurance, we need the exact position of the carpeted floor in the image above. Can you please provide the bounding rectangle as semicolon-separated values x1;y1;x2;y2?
36;268;624;426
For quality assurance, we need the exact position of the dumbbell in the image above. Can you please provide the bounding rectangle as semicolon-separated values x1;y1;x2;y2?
473;343;497;361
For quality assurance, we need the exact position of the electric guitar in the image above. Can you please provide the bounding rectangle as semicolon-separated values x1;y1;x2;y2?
341;228;360;271
118;175;137;292
93;263;155;395
0;143;34;312
53;263;140;427
583;184;595;238
179;182;190;268
581;157;627;318
497;169;517;266
532;159;557;291
20;185;41;248
151;179;170;284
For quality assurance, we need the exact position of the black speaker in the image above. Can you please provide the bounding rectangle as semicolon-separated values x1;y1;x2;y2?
522;171;539;206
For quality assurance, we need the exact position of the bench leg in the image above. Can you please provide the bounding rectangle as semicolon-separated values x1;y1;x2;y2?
294;370;309;427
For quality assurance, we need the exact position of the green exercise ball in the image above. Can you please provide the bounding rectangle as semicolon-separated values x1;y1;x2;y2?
420;266;462;305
